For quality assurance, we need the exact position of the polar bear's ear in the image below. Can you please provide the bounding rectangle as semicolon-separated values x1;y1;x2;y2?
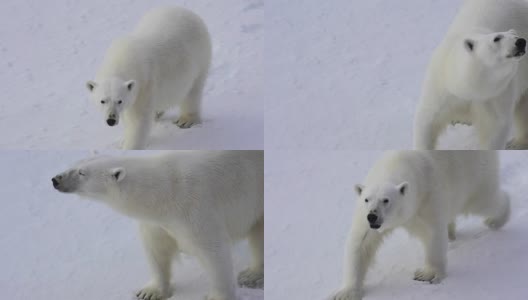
109;167;126;182
397;182;408;196
124;80;136;92
354;184;364;196
86;80;97;92
464;39;475;52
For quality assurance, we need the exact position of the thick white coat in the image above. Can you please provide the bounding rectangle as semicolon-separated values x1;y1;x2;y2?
54;151;263;300
88;7;212;149
330;151;510;300
414;0;528;149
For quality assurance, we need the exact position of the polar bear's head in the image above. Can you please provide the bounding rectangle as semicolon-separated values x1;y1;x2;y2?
464;30;526;65
86;77;138;127
446;29;526;100
355;182;410;231
52;157;125;200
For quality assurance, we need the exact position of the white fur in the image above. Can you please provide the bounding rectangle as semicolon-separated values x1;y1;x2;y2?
330;151;510;300
87;7;212;149
53;151;264;300
414;0;528;150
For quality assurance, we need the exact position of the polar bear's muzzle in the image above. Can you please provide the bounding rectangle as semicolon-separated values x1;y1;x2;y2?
52;172;78;193
367;213;382;229
510;38;526;58
106;113;119;126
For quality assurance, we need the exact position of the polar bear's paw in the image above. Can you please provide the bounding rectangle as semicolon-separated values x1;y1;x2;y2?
136;284;168;300
413;268;444;283
485;216;508;229
238;267;264;289
174;113;200;128
506;139;528;150
328;287;363;300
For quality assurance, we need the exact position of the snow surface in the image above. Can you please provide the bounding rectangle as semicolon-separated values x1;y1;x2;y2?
0;151;263;300
0;0;263;150
265;150;528;300
266;0;497;150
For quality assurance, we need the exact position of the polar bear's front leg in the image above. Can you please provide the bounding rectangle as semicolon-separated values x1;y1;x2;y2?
413;102;447;150
123;113;153;150
509;93;528;149
474;110;510;150
414;223;447;283
330;224;388;300
414;122;442;150
473;96;515;149
137;223;178;300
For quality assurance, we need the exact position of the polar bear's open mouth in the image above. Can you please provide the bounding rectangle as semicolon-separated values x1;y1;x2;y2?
510;49;526;58
369;223;381;229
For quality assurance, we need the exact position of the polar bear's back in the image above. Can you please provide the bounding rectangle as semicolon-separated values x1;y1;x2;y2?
133;6;211;51
159;151;264;240
427;151;499;192
133;6;212;74
428;151;499;217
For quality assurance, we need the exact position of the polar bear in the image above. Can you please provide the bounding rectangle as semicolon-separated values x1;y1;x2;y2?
329;151;510;300
86;7;212;150
52;151;264;300
413;0;528;150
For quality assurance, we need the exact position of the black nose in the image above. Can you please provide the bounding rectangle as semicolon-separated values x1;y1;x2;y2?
516;38;526;50
106;119;116;126
52;177;59;188
367;213;378;223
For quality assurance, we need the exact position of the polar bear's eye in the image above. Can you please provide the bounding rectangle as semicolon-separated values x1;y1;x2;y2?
101;100;106;104
78;170;85;176
494;35;503;43
365;198;369;203
118;100;123;104
383;199;389;204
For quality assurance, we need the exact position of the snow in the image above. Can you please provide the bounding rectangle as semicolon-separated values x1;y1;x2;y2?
0;151;263;300
266;0;489;150
0;0;263;150
265;150;528;300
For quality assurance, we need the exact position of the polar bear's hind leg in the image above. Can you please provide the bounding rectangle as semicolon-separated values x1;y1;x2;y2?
175;73;208;128
483;190;511;229
238;218;264;289
466;188;510;229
